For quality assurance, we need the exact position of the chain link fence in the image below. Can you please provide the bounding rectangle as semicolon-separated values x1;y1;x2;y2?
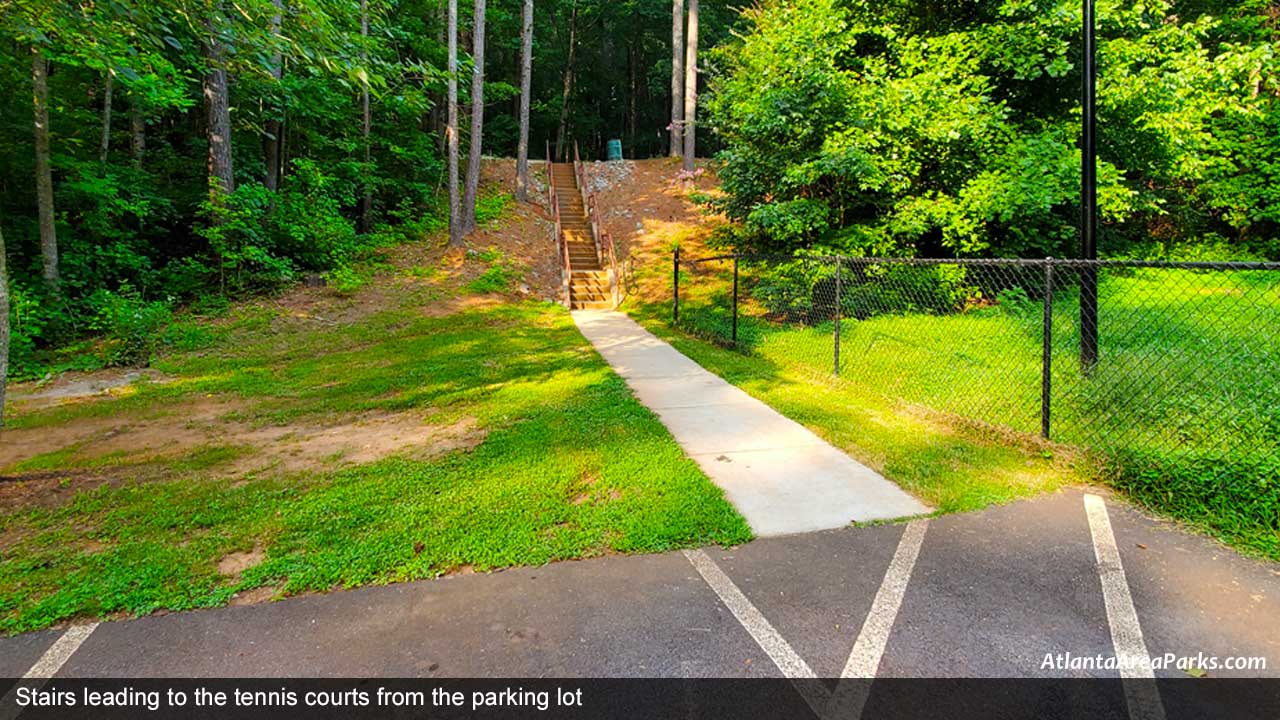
672;251;1280;542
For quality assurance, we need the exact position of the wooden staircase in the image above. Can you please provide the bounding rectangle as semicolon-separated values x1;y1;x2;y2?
551;163;612;310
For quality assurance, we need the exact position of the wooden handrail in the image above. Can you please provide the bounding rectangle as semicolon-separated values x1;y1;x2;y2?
547;140;570;306
570;140;624;308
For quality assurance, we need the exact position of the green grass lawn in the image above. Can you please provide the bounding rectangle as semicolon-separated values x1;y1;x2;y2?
0;300;750;635
628;308;1080;517
657;260;1280;559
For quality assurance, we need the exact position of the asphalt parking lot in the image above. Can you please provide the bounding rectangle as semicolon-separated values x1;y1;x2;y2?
2;488;1276;718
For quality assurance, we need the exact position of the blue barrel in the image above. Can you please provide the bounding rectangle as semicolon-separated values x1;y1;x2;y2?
606;139;623;161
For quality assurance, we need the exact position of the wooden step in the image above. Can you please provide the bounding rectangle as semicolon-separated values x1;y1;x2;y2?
570;300;614;310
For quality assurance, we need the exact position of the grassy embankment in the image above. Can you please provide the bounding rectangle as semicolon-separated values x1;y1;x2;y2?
0;262;750;636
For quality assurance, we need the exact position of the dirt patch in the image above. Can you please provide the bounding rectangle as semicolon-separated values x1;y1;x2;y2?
8;369;171;411
0;396;249;470
229;585;279;606
218;546;265;578
0;403;487;510
589;158;727;304
419;294;507;318
0;468;144;513
233;414;486;475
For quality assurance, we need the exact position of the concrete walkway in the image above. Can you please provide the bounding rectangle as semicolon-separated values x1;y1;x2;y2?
571;311;929;536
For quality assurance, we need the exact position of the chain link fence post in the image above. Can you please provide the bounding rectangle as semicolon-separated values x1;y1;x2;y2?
673;246;680;324
1042;258;1054;440
732;255;739;346
834;256;842;376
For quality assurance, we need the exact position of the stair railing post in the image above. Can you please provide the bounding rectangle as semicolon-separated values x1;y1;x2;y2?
732;255;739;346
673;247;680;324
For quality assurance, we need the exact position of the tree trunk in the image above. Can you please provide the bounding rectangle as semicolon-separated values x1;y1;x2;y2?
515;0;533;203
682;0;698;172
32;49;59;295
446;0;462;246
100;70;114;167
627;40;637;155
130;98;146;168
431;0;447;154
360;0;373;232
554;0;578;162
264;0;284;193
0;215;8;427
203;8;235;215
670;0;684;158
460;0;486;234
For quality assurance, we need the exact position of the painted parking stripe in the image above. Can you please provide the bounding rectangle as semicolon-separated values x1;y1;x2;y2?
684;549;834;718
684;549;816;679
688;522;928;720
20;623;98;679
1084;494;1166;720
842;519;929;679
824;521;929;720
0;623;98;720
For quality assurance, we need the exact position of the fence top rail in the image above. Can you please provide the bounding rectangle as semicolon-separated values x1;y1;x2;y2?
677;253;1280;272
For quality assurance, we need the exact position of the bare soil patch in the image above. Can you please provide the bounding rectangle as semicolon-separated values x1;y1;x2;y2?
589;158;727;302
229;585;279;606
8;369;170;411
0;401;486;511
231;414;485;475
217;546;265;578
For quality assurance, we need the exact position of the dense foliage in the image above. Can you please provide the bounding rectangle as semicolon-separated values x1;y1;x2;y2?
0;0;454;377
708;0;1280;261
0;0;740;380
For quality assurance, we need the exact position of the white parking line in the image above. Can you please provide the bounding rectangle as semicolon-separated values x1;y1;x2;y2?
1084;494;1166;720
0;623;98;720
687;522;928;720
823;520;929;720
842;519;928;678
21;623;98;679
683;549;815;679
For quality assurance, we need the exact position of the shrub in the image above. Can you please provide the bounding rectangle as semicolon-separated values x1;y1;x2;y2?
88;285;173;366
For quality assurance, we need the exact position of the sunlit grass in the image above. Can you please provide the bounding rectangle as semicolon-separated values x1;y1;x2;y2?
0;302;750;635
641;263;1280;559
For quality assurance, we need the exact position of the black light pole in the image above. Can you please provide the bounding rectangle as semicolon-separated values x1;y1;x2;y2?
1080;0;1100;369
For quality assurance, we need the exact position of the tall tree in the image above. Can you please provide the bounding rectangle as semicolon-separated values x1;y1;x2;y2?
670;0;684;158
460;0;487;234
99;70;114;167
264;0;284;193
130;95;146;168
203;4;235;215
554;0;578;162
681;0;698;172
447;0;462;246
360;0;373;232
32;49;59;294
0;213;8;427
515;0;533;203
